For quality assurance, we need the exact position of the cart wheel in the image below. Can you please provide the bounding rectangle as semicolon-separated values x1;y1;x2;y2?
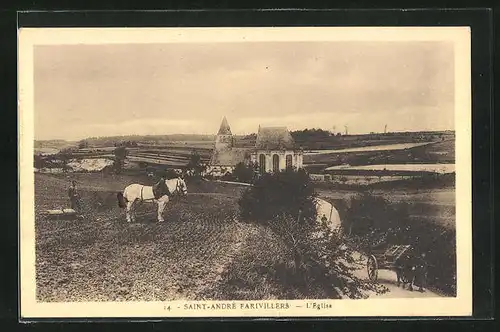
367;255;378;282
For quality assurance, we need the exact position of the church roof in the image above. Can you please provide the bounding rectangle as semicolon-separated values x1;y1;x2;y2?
255;126;296;150
209;148;249;166
217;116;232;135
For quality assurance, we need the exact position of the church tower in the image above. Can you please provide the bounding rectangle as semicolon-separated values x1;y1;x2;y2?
215;116;233;150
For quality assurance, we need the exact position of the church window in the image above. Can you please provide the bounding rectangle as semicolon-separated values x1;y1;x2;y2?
259;154;266;174
286;155;293;169
272;154;280;173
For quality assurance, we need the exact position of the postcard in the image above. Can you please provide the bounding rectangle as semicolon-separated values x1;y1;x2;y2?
19;26;472;318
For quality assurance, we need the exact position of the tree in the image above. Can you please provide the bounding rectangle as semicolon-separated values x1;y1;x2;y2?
113;146;128;174
34;155;46;169
78;140;89;149
57;150;72;173
238;168;317;224
232;162;254;183
187;150;206;177
164;168;180;179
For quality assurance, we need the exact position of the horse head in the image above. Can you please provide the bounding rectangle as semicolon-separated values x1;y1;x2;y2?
176;177;188;197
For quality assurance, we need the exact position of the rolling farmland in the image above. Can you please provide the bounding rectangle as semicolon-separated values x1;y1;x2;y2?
325;163;455;174
305;142;433;154
303;139;455;167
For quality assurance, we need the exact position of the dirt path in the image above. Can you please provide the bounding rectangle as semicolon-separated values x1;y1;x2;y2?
192;221;256;300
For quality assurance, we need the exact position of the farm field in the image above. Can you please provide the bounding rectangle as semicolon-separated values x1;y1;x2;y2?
316;187;455;229
304;139;455;167
35;173;253;301
33;172;451;301
325;163;455;174
36;173;348;301
34;147;61;156
319;175;417;186
305;142;433;154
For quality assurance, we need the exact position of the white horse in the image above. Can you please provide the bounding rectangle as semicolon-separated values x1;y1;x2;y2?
117;177;188;223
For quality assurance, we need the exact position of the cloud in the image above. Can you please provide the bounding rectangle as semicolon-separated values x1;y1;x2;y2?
33;41;455;140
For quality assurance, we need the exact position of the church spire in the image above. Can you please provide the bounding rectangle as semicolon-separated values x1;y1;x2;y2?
218;116;232;135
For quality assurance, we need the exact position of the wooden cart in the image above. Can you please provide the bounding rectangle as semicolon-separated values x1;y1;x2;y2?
366;244;413;282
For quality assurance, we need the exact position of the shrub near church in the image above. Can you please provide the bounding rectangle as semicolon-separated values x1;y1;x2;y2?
238;168;317;224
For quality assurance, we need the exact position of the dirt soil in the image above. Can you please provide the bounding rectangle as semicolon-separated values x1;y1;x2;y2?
35;173;251;302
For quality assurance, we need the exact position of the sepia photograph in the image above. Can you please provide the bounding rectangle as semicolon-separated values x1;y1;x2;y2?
19;27;472;318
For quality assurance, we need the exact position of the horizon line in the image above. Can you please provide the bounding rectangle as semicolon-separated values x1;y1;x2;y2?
35;128;455;142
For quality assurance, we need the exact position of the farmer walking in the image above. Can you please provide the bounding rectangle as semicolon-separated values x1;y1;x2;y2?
68;180;81;212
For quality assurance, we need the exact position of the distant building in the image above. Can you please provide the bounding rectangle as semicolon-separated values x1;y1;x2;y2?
250;126;303;173
207;117;303;177
214;116;233;150
207;117;250;176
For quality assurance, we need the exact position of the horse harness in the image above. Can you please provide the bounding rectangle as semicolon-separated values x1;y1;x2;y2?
151;178;180;200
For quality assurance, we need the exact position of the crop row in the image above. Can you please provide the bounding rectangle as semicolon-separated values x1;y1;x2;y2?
130;152;211;161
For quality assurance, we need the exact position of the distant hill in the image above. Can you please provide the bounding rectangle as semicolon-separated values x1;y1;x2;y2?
34;140;77;150
290;128;454;150
35;129;454;150
72;134;216;147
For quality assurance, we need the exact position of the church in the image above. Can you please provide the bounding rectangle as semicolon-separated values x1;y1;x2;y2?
206;117;303;177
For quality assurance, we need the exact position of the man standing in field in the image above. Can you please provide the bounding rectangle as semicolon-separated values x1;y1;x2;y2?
68;180;81;212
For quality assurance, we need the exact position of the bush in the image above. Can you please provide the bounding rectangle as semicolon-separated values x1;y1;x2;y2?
187;150;206;177
232;162;255;183
238;168;317;224
343;192;408;235
164;169;180;179
221;172;236;181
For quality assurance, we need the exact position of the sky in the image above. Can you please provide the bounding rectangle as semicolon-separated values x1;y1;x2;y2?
33;41;455;141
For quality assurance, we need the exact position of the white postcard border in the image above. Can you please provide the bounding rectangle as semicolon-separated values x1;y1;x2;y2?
19;26;472;318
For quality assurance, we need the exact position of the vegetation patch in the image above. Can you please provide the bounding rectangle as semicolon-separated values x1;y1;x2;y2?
235;169;387;299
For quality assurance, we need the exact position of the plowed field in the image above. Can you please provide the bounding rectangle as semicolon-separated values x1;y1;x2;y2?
34;173;448;301
35;173;256;302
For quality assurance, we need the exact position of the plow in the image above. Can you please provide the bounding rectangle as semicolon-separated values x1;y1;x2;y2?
41;190;118;221
42;208;83;220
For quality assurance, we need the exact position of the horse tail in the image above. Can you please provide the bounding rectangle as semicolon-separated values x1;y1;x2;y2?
117;192;127;208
